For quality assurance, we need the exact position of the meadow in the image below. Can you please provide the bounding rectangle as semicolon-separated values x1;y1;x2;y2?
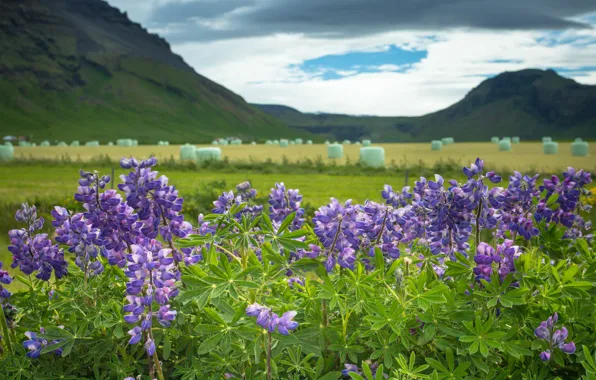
12;141;596;173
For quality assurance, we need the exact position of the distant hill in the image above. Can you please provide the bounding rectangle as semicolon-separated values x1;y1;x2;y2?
253;69;596;142
0;0;303;143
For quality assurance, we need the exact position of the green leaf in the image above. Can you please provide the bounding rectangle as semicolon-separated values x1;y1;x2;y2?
277;212;296;234
163;334;171;360
197;332;224;354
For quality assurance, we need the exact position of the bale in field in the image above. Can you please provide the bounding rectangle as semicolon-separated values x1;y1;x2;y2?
108;142;114;146
491;137;499;143
499;140;512;151
251;142;256;145
543;141;558;155
71;141;80;147
328;143;343;159
85;141;100;147
512;137;520;144
359;147;385;168
0;145;13;161
542;137;552;143
132;140;138;146
502;137;511;143
180;144;197;160
40;141;50;147
362;139;371;147
574;137;583;143
164;141;169;146
219;140;229;146
441;137;454;145
273;140;279;144
295;138;303;144
431;140;442;151
571;141;589;157
280;139;289;147
265;140;273;145
211;140;219;145
196;147;222;163
289;140;296;145
57;142;68;147
231;139;242;145
355;141;361;145
343;140;351;145
306;140;313;145
324;140;330;145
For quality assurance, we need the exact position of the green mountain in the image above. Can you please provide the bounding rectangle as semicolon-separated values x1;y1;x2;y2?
0;0;303;143
253;69;596;142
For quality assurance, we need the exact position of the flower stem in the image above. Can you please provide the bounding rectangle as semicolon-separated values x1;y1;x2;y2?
475;201;482;247
266;331;273;380
0;303;13;355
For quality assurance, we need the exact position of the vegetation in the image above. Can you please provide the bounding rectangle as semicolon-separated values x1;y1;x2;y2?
0;156;594;379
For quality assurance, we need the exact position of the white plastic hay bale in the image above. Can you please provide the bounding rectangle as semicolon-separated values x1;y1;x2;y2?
542;137;552;143
499;140;512;152
108;142;114;146
355;141;361;145
574;137;583;143
279;139;289;147
324;140;330;145
265;140;273;145
328;143;343;159
502;137;511;143
57;142;67;147
18;141;29;147
85;141;100;147
441;137;454;145
571;141;589;157
31;143;36;147
431;140;443;151
251;141;256;145
512;137;520;144
132;140;138;146
362;139;371;147
211;140;219;145
120;139;133;147
219;139;229;146
306;140;313;145
295;138;303;144
342;139;351;145
164;141;169;146
196;147;222;163
359;146;385;168
40;141;50;147
272;139;279;144
490;137;499;143
180;144;197;160
231;139;242;145
543;141;558;155
0;145;14;161
289;141;295;145
71;140;80;147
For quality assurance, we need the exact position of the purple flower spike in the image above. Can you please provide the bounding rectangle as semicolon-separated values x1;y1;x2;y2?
539;350;551;361
535;313;576;361
246;303;299;335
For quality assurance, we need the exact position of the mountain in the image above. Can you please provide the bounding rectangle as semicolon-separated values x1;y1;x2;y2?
253;69;596;142
0;0;302;143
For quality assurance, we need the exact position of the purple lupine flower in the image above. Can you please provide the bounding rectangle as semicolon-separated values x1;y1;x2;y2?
473;240;521;283
535;313;576;361
269;182;305;230
23;328;64;359
123;240;179;354
288;277;304;288
8;203;68;281
342;364;361;376
214;182;262;218
0;261;12;299
381;185;412;207
245;303;299;335
496;171;540;240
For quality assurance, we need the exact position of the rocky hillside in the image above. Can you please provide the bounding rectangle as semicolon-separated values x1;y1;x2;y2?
0;0;301;143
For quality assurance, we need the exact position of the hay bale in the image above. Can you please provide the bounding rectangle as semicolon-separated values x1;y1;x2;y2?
85;141;100;147
71;141;80;147
359;147;385;168
118;139;132;147
280;139;289;147
31;143;36;147
441;137;454;145
40;141;50;147
499;140;512;151
251;141;257;145
431;140;443;151
57;142;68;147
180;144;197;160
502;137;511;142
0;145;13;161
355;141;361;145
289;140;295;145
211;140;219;145
542;137;552;143
230;139;242;145
324;140;330;145
512;137;520;144
543;141;558;155
574;137;583;143
219;139;229;146
132;140;138;146
342;139;351;145
295;138;303;144
265;140;272;145
18;141;30;147
328;143;343;159
272;140;279;144
490;137;499;143
108;142;114;146
571;141;589;157
196;147;222;163
163;141;169;146
362;139;371;147
306;140;313;145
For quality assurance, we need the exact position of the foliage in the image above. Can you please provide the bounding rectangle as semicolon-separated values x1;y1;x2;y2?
0;157;594;379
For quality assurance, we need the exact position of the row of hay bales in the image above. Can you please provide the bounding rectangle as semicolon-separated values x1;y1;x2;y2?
180;144;223;162
542;138;589;156
117;139;138;147
157;141;170;146
491;136;521;144
326;143;385;168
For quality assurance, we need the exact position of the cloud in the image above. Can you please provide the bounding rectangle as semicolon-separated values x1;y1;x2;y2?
144;0;596;43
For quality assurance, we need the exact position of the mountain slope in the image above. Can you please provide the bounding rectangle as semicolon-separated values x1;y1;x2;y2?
0;0;302;143
253;69;596;142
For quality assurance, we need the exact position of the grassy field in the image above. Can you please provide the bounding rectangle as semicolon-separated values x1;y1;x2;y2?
12;142;595;173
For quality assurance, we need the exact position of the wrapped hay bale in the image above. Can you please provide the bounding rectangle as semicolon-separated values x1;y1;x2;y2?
571;141;589;157
40;141;50;147
431;140;443;151
342;140;351;145
543;141;558;155
231;139;242;145
219;139;229;146
0;145;14;161
71;141;80;147
306;140;313;145
324;140;330;145
441;137;454;145
251;142;256;145
57;142;68;147
118;139;133;147
512;137;520;144
180;144;197;160
196;147;222;163
328;143;343;159
132;140;138;146
279;139;289;147
163;141;169;146
289;141;295;145
211;140;219;145
295;138;303;144
499;140;512;151
31;143;37;147
362;139;371;147
502;137;511;142
542;137;552;143
18;141;30;147
355;141;361;145
108;142;114;146
359;147;385;168
574;137;583;143
85;141;100;147
273;139;279;144
491;137;499;143
265;140;273;145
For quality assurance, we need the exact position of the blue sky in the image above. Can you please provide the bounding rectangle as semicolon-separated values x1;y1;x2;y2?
108;1;596;116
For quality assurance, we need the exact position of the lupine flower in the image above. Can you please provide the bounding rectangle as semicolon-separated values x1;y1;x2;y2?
288;277;304;288
269;182;304;230
214;182;262;218
123;240;179;354
8;203;68;281
534;313;576;361
245;303;298;335
473;240;521;283
0;261;12;299
23;328;64;358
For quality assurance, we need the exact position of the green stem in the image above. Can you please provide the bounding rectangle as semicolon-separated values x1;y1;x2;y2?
266;332;272;380
0;303;13;356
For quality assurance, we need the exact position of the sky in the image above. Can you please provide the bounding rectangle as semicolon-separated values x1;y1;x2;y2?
107;0;596;116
